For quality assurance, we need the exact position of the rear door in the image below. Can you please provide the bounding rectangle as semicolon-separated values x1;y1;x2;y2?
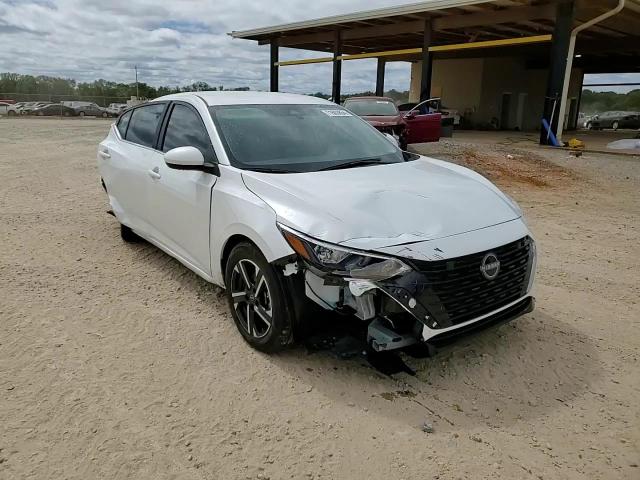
403;100;442;143
145;101;218;276
99;103;167;235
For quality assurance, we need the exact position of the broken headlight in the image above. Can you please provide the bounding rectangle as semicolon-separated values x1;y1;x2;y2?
278;225;411;280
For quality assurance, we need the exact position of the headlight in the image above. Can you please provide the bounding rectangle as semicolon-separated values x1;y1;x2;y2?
278;225;411;281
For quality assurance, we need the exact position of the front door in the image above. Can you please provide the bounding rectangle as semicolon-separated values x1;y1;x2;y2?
404;99;441;143
146;102;218;277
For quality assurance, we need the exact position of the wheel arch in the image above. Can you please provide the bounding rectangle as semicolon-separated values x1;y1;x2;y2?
220;234;259;283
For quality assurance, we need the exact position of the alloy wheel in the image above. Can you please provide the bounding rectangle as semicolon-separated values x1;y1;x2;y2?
230;259;273;339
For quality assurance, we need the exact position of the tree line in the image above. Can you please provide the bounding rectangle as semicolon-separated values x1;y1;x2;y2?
0;73;249;106
3;72;637;113
580;89;640;114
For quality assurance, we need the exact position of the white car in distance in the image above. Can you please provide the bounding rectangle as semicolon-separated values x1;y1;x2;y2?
98;92;536;353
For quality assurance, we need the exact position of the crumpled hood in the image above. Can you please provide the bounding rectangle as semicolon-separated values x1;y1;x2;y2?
242;157;520;249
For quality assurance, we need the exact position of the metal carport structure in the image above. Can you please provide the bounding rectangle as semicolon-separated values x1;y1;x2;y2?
230;0;640;144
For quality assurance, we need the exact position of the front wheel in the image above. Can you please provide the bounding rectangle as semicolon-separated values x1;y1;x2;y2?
612;121;619;131
225;243;294;353
79;111;85;117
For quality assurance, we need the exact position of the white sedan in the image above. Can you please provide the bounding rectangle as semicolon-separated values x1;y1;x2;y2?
98;92;536;353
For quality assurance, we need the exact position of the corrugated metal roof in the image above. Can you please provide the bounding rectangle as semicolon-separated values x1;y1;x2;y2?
229;0;497;38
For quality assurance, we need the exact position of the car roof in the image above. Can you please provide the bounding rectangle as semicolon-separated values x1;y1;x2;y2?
153;91;335;107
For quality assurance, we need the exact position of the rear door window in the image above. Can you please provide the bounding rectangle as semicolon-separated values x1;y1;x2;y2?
125;103;166;148
117;110;132;137
162;104;216;163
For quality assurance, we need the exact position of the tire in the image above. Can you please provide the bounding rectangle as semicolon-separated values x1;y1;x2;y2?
120;223;141;243
224;242;294;353
102;112;108;118
37;111;44;116
586;122;592;130
64;111;70;117
7;110;15;116
79;111;85;117
612;121;619;131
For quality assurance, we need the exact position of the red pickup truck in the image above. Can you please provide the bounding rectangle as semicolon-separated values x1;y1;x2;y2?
343;96;441;150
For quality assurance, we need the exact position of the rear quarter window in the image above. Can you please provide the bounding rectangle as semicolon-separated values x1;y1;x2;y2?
117;110;132;137
125;103;166;148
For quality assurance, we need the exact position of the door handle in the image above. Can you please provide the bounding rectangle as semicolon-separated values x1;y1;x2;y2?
98;150;111;159
148;167;161;180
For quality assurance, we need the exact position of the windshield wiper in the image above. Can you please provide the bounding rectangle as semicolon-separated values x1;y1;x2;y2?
244;167;295;174
319;158;388;171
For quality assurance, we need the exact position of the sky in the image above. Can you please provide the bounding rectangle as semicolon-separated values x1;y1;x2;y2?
0;0;637;94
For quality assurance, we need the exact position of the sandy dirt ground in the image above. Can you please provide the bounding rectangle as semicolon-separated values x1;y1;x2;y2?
1;118;638;480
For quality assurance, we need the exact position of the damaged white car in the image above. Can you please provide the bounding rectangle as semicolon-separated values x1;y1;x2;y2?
98;91;536;353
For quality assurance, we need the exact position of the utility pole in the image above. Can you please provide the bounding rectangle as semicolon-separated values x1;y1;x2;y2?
135;65;139;99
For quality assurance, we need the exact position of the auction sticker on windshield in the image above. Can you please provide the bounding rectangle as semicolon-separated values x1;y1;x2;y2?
322;109;352;117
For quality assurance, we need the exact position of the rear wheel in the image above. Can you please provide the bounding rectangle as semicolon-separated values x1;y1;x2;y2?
79;111;85;117
224;243;294;353
102;111;108;118
8;110;15;116
120;224;141;243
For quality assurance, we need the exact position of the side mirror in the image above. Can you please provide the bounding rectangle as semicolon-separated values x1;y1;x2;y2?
164;146;220;176
164;146;205;169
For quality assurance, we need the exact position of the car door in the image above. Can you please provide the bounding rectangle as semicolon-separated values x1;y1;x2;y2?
403;99;442;143
145;101;218;277
100;103;168;235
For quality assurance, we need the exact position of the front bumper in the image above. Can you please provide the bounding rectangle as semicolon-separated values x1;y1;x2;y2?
297;235;536;352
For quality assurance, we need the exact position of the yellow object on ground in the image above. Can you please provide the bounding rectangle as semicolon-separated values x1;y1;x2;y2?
568;138;585;149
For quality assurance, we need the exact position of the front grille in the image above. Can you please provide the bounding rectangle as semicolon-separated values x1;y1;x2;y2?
409;236;534;327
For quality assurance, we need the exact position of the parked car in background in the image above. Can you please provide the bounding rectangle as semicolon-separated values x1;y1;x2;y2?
7;102;26;115
31;103;77;117
0;102;11;115
587;111;640;130
98;91;535;354
398;97;461;126
106;103;128;117
344;96;440;149
74;102;109;117
20;102;52;114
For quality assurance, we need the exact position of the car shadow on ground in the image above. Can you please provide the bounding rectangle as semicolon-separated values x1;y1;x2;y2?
269;308;603;432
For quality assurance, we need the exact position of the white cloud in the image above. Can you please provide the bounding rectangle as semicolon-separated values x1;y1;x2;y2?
0;0;638;94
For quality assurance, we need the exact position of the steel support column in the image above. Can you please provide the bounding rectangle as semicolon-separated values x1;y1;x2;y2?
420;18;433;102
270;40;279;92
375;58;386;96
332;30;342;103
540;0;575;145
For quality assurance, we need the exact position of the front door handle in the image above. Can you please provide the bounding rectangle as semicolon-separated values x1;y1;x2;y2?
148;167;161;180
98;149;111;159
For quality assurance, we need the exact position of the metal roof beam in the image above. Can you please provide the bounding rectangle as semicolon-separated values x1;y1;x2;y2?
264;4;555;47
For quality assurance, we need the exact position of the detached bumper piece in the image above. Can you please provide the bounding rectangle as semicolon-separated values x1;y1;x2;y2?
367;317;419;352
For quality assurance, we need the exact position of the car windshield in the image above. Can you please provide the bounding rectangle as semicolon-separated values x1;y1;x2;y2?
209;104;409;173
343;99;399;116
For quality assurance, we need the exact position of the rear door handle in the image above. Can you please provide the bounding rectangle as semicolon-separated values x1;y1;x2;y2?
148;167;161;180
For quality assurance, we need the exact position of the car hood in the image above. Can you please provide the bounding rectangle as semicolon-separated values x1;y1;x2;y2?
360;115;405;127
241;157;521;250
